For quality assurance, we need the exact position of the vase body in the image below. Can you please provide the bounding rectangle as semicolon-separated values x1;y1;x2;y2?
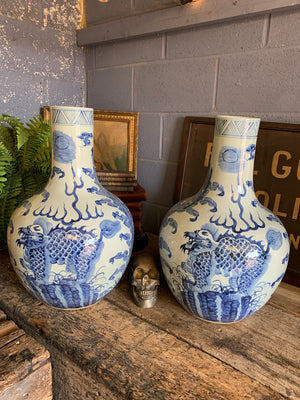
7;106;134;309
159;115;289;323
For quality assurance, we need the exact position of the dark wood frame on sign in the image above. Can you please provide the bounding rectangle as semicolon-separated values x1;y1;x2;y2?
175;116;300;287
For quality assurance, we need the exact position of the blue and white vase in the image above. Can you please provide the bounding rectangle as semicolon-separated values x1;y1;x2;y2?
159;115;289;323
7;106;134;309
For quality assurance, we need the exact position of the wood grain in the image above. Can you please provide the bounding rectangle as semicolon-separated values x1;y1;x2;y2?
107;272;300;399
0;320;18;339
78;0;300;46
0;309;52;400
0;290;284;400
0;310;6;322
268;282;300;316
0;362;52;400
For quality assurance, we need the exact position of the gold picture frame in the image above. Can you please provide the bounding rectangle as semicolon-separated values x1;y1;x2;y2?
93;110;139;182
42;106;50;120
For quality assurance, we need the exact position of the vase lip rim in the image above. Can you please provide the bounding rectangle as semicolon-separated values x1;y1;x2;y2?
50;105;94;112
216;114;261;121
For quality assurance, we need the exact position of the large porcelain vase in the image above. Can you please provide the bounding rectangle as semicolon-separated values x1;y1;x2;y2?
7;106;134;309
159;115;289;323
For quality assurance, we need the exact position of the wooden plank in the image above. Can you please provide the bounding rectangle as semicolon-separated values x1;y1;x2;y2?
0;306;52;399
0;331;51;394
0;310;6;322
106;277;300;399
0;362;52;400
268;282;300;316
3;300;285;399
50;347;119;400
0;320;18;338
77;0;300;46
0;328;24;350
0;255;285;400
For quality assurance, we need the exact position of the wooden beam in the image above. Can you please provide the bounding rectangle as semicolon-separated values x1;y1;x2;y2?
77;0;300;46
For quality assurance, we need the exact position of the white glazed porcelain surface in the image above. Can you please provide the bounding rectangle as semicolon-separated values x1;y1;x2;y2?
7;106;134;309
159;115;289;323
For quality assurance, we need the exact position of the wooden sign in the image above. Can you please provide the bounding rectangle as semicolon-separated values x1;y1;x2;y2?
175;117;300;286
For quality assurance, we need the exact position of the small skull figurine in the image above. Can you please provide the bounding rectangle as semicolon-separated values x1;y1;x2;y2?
130;252;160;308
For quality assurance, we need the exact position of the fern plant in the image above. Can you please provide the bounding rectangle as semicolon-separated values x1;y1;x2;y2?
0;114;51;243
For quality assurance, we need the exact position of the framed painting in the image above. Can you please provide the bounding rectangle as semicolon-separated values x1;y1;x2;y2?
93;110;139;182
175;116;300;286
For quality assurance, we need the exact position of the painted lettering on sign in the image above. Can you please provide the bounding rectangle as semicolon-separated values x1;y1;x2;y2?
290;234;300;251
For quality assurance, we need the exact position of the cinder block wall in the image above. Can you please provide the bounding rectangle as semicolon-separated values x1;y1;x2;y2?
86;7;300;235
0;0;86;122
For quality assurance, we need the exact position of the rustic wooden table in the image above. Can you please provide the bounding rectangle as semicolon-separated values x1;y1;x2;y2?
0;236;299;400
0;309;52;400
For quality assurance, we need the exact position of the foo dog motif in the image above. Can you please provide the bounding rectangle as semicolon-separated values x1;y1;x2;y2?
17;220;121;282
14;218;126;308
180;229;268;292
175;227;282;322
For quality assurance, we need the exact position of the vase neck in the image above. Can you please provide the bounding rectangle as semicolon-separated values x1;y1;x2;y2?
208;116;260;192
209;135;257;186
49;106;97;179
195;116;263;233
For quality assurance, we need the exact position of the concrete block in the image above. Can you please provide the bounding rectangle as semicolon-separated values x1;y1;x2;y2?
134;58;216;112
95;35;163;68
138;159;177;207
44;78;85;109
217;49;300;113
0;16;84;80
167;15;265;59
42;0;81;32
0;70;45;121
84;47;95;71
138;113;162;160
0;0;42;24
85;0;132;26
87;67;133;111
162;114;185;162
73;45;86;83
268;9;300;48
255;112;300;124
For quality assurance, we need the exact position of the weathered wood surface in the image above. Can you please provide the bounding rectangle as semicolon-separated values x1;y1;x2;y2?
0;245;299;400
78;0;300;46
0;309;52;400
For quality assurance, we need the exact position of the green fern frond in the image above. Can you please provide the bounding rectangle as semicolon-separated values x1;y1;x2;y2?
0;114;25;151
0;113;51;242
0;173;22;241
0;142;14;197
22;172;46;200
0;141;13;165
19;116;51;173
6;173;23;200
33;146;52;176
0;196;20;242
0;114;23;132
